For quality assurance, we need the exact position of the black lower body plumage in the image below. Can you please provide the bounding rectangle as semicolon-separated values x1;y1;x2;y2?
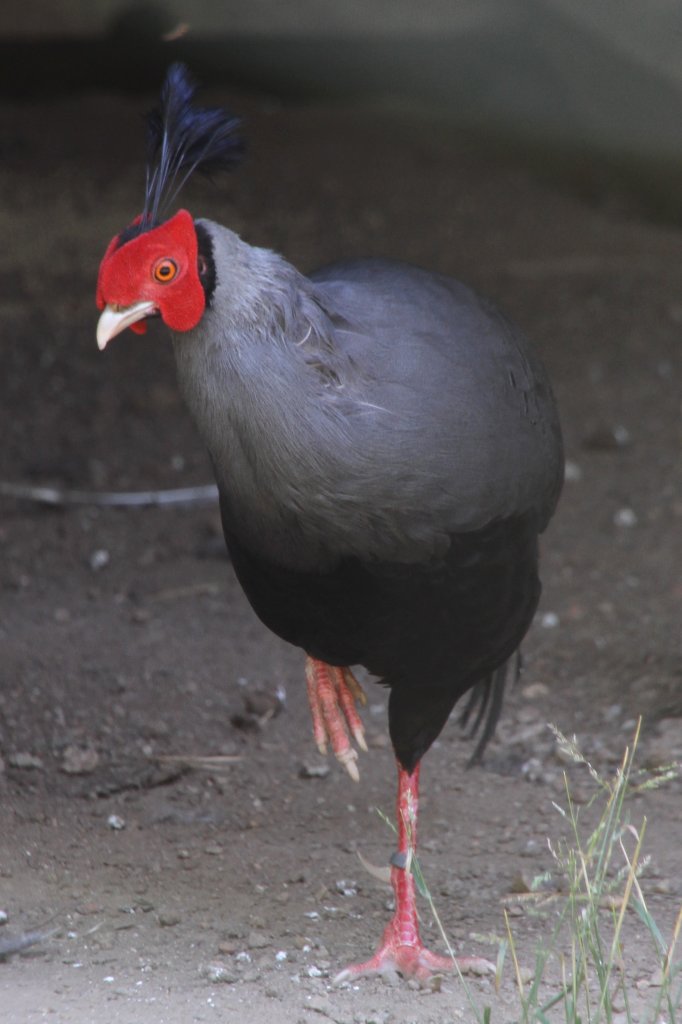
220;510;543;981
222;512;541;769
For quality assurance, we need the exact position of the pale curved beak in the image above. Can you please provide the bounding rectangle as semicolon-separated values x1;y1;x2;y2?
96;301;157;351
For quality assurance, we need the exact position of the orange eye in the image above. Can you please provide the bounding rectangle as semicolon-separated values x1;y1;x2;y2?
153;258;178;283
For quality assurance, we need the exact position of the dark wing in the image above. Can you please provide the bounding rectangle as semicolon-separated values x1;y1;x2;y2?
306;259;563;544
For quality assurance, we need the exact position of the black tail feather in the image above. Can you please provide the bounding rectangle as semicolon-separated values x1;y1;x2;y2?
460;649;522;766
389;650;521;774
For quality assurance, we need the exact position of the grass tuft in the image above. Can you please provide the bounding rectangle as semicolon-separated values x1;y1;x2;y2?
405;718;681;1022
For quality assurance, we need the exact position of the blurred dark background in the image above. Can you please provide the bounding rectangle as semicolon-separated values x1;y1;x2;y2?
2;0;682;220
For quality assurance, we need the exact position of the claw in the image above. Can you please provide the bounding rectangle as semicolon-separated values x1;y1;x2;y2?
333;948;495;986
304;657;368;780
336;745;360;783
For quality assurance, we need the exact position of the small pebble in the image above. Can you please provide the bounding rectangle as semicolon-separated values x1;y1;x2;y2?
519;838;542;857
107;814;126;831
520;756;545;781
335;879;358;897
540;611;559;629
61;744;99;775
204;843;224;856
299;762;331;779
217;939;238;955
614;507;637;528
89;548;110;571
77;901;103;915
158;912;181;927
201;961;239;984
8;752;43;770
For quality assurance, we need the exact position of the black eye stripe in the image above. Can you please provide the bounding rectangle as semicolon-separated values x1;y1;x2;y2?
195;223;216;307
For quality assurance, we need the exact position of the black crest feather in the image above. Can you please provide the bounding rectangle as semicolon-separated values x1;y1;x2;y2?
143;63;244;224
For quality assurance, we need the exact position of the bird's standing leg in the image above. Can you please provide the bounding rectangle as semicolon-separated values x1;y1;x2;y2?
305;656;368;781
334;763;494;985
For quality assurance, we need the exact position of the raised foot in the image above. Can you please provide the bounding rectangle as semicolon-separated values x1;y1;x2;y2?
305;657;368;781
334;943;495;987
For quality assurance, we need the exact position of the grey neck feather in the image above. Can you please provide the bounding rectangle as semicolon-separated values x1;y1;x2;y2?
170;219;360;568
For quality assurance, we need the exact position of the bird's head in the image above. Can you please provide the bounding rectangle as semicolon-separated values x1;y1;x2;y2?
96;209;205;348
95;63;242;351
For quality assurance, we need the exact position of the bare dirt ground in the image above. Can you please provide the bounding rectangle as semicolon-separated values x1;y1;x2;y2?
0;88;680;1024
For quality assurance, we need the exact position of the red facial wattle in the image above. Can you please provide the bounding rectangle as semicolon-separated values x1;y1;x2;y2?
96;209;204;339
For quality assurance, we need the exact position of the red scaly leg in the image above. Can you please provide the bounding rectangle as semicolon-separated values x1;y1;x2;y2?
334;763;494;984
305;656;368;781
